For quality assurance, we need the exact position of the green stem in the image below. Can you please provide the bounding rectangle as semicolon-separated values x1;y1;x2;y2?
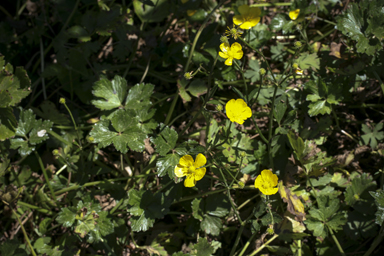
63;102;82;147
248;234;278;256
123;22;145;78
172;188;227;205
250;3;292;7
164;94;178;125
250;115;269;144
237;194;259;211
40;37;47;100
110;199;123;214
363;225;384;256
328;227;346;256
54;175;155;195
267;86;279;171
17;201;53;215
35;151;57;202
229;225;245;256
227;188;243;225
235;62;249;103
10;207;37;256
237;36;278;85
184;0;224;72
297;240;302;256
373;71;384;96
0;5;13;18
238;232;258;256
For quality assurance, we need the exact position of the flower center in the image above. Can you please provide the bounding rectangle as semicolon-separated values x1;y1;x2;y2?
188;166;196;174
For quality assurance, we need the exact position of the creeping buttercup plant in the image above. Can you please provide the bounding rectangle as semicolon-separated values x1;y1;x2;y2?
1;0;384;255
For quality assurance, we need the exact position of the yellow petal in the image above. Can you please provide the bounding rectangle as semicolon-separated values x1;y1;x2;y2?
233;15;244;25
289;9;300;21
219;43;230;54
231;42;243;60
174;165;187;177
238;5;250;15
239;22;253;30
248;17;261;27
262;187;279;195
184;175;196;187
254;174;263;189
249;7;261;17
241;106;252;119
179;155;194;167
194;167;206;181
194;153;206;168
219;51;229;59
224;57;233;66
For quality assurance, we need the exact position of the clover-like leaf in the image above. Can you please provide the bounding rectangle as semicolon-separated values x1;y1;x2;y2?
91;75;127;110
200;215;222;236
128;189;172;232
90;109;147;153
56;208;76;228
369;189;384;226
0;107;17;141
125;83;154;110
156;153;180;178
10;108;53;156
345;173;376;213
152;125;178;156
361;123;384;149
296;52;320;70
193;237;215;256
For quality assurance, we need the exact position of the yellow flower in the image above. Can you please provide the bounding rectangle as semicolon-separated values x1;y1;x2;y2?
181;0;188;3
225;99;252;124
219;42;243;66
187;10;197;16
233;5;261;30
289;9;300;21
174;154;206;187
254;169;279;195
294;68;303;75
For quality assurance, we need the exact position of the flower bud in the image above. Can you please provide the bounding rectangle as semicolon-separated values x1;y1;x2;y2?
184;72;193;80
220;36;229;44
59;98;66;104
292;63;299;69
52;149;59;156
259;68;266;75
237;181;245;188
294;41;302;49
215;104;223;112
267;227;274;235
87;136;95;142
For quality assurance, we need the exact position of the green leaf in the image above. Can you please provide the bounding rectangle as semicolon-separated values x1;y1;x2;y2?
205;194;231;218
156;153;180;178
56;208;76;228
10;108;53;156
270;13;287;31
0;107;17;141
193;237;214;256
200;215;222;236
39;218;52;235
287;131;305;161
187;79;207;98
369;189;384;225
361;123;384;149
296;52;320;70
75;214;96;238
244;58;260;83
308;100;331;116
32;101;70;125
345;173;376;206
0;58;31;107
90;113;147;153
191;198;204;221
125;83;154;110
133;0;171;23
128;189;172;232
91;75;127;110
0;240;28;256
271;43;285;62
273;101;287;124
152;125;178;156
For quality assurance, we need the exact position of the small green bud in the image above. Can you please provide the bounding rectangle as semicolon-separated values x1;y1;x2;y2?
59;98;66;104
354;194;360;200
267;227;274;235
215;104;223;112
292;63;299;69
220;35;229;44
240;151;247;158
237;181;245;188
294;41;302;49
52;149;59;156
87;136;95;142
259;68;266;75
184;72;193;80
296;24;302;31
